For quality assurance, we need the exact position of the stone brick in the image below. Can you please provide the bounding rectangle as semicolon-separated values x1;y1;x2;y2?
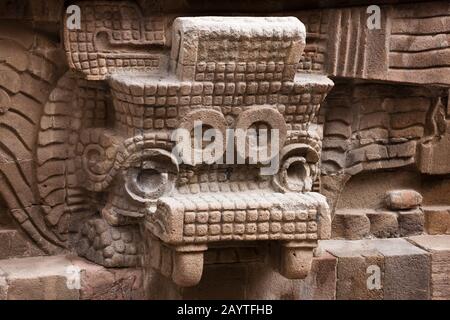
359;112;389;131
398;209;425;236
366;211;399;238
383;246;430;300
0;255;79;300
71;257;145;300
408;235;450;300
0;229;43;259
0;255;145;300
321;238;430;300
324;121;351;139
423;207;450;235
418;132;450;174
385;189;422;210
332;210;370;240
326;107;352;125
390;111;426;130
298;252;337;300
387;141;416;158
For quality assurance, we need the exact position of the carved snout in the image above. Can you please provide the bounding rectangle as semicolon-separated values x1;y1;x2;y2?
143;191;330;286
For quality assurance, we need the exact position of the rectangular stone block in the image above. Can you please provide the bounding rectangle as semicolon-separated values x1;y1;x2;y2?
71;257;145;300
423;207;450;235
320;238;430;300
0;229;43;259
0;255;79;300
0;255;145;300
398;209;425;236
298;252;337;300
408;235;450;300
366;211;399;238
332;210;370;240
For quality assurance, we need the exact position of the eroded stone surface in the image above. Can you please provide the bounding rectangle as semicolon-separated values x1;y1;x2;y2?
423;207;450;235
0;255;144;300
0;0;450;300
321;238;431;300
60;11;334;287
408;235;450;300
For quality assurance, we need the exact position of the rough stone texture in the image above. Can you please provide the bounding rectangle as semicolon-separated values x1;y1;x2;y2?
323;2;450;86
0;229;43;260
321;239;431;300
423;207;450;235
398;209;425;237
386;190;423;210
297;252;337;300
408;235;450;300
72;257;145;300
0;0;450;299
366;212;399;238
0;255;145;300
332;210;370;240
0;256;79;300
332;210;402;240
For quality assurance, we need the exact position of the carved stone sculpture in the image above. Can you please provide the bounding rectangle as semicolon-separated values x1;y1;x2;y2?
1;0;450;300
60;5;334;286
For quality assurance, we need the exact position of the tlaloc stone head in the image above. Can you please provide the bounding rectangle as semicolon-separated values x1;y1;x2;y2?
59;8;334;287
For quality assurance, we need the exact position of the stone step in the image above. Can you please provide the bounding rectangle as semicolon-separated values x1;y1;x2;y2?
0;255;144;300
320;238;431;299
332;209;425;240
1;237;448;300
408;235;450;300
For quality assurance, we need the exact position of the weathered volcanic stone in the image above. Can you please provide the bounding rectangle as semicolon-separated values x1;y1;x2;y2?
0;270;7;300
366;211;399;238
321;238;430;300
423;207;450;235
0;255;145;300
0;255;79;300
398;209;425;236
298;252;337;300
408;235;450;300
0;229;43;259
71;256;145;300
332;210;370;240
385;190;422;210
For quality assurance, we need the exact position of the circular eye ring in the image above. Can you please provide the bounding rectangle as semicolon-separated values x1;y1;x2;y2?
177;109;228;165
234;106;287;162
124;149;179;203
272;143;319;193
280;156;310;192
